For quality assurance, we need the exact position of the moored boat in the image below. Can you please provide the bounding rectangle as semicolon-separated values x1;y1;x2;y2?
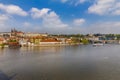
92;41;104;46
8;42;21;48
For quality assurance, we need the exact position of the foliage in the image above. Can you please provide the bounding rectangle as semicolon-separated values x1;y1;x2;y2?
105;34;115;40
9;39;17;42
0;43;5;48
81;39;89;45
71;38;80;43
51;34;84;38
116;34;120;40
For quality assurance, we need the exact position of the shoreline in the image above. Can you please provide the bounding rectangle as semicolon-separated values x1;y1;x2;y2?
22;43;81;47
0;43;81;48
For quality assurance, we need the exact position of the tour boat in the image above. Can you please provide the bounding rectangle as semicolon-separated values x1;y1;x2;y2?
92;41;104;46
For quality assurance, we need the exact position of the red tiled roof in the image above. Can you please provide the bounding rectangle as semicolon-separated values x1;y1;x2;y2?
0;38;4;41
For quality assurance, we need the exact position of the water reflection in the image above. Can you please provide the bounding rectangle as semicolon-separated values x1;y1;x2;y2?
0;48;4;56
0;45;120;80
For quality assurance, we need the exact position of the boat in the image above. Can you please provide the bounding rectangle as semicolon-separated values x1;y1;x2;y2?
8;42;21;48
92;41;104;46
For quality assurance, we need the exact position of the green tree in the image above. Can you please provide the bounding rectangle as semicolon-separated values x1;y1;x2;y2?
81;39;89;45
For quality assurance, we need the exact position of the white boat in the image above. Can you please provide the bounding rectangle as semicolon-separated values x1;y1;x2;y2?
92;41;104;46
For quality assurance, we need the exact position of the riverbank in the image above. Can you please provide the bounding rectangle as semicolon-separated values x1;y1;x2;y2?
0;43;82;48
21;43;82;47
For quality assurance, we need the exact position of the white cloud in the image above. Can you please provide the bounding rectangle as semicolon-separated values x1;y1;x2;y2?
52;21;120;34
42;11;68;29
0;3;28;16
73;18;85;26
30;8;68;31
61;21;120;34
23;22;31;27
61;0;68;3
79;0;86;3
84;21;120;34
0;14;12;32
0;14;9;22
30;8;51;18
59;0;88;6
88;0;120;15
75;0;88;6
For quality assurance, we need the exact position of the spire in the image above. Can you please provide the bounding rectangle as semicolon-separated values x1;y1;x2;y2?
11;28;13;32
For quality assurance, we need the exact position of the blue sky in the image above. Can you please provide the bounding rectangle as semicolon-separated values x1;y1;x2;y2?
0;0;120;34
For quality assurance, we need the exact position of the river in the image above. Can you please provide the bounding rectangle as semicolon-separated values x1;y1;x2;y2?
0;44;120;80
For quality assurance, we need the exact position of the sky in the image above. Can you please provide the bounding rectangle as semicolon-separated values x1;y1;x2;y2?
0;0;120;34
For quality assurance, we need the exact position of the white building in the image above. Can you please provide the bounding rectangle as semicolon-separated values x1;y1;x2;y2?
25;32;48;37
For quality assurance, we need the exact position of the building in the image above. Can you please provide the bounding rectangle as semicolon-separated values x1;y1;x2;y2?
0;37;4;44
25;32;48;37
11;29;24;37
0;32;11;38
40;38;62;45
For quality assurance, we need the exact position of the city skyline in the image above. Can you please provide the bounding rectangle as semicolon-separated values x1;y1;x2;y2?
0;0;120;34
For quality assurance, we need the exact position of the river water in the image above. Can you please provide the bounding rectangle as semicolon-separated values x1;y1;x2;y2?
0;44;120;80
